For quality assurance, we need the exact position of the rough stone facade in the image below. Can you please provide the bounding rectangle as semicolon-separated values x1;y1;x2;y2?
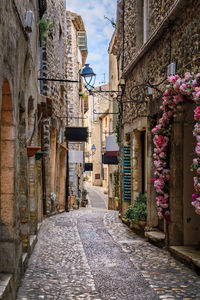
112;0;200;247
0;0;40;298
84;85;110;188
40;0;68;214
40;4;87;213
65;11;87;199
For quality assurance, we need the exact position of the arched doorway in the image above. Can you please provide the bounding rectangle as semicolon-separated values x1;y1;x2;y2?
0;79;14;233
0;79;15;273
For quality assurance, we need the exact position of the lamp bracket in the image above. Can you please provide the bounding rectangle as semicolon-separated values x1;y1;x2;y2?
93;109;119;115
38;77;78;83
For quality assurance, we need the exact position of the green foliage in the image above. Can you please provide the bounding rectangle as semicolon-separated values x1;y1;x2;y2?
104;16;116;28
113;169;119;197
39;14;54;43
190;163;198;172
125;193;147;222
82;189;88;196
79;92;86;99
76;197;80;206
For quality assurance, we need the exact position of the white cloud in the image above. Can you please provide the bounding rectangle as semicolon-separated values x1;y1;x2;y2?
66;0;117;85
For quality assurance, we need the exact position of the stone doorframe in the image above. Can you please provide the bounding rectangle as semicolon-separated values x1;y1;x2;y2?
0;79;15;273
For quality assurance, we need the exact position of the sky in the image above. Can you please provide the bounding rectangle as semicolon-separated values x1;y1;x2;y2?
66;0;117;86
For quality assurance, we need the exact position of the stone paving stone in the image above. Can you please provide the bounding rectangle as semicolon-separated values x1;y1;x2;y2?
16;185;200;300
103;211;200;300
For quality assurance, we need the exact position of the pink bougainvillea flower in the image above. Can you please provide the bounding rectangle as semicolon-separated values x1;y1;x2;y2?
193;158;198;165
194;89;200;102
194;106;200;121
152;72;200;220
159;152;166;159
173;94;185;104
185;72;192;81
195;143;200;155
174;78;182;92
154;135;169;148
192;193;198;201
193;123;200;136
179;83;187;94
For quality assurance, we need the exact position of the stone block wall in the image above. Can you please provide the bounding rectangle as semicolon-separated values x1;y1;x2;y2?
41;0;68;213
0;0;40;297
115;0;200;243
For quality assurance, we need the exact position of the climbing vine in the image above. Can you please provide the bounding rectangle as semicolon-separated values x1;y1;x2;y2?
152;72;200;223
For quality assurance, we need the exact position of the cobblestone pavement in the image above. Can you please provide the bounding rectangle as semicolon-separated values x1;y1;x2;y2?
16;185;200;300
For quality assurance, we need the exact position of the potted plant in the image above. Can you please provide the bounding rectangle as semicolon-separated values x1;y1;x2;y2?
82;189;88;199
27;146;41;157
122;193;147;236
82;189;88;204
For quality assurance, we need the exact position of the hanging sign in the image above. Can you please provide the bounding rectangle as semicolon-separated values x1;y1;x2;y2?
106;136;119;156
65;127;88;142
69;150;83;163
102;153;118;165
84;163;93;171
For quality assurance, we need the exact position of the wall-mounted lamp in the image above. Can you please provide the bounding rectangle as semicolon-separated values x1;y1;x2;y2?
85;144;96;157
167;62;176;77
81;64;96;90
25;11;33;33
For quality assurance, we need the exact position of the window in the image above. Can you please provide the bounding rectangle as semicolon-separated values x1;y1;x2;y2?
136;0;149;48
143;0;149;43
77;31;87;51
59;27;63;77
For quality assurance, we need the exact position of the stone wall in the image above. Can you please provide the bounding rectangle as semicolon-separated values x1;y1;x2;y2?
113;0;200;243
122;0;200;122
41;0;68;213
0;0;40;297
65;11;87;198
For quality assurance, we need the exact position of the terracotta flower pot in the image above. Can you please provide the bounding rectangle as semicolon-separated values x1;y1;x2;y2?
27;146;41;157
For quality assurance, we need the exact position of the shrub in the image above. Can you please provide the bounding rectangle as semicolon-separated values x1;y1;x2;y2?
82;189;88;196
125;193;147;222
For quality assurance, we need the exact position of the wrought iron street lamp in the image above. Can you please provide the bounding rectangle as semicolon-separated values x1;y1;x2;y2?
85;144;96;157
81;64;96;90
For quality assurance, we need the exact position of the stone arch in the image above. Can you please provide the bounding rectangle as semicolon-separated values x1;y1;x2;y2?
0;79;15;236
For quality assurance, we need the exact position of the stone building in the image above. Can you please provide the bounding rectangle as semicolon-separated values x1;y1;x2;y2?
40;4;87;213
107;32;120;210
0;0;41;298
40;0;69;215
84;84;110;189
65;11;88;201
112;0;200;258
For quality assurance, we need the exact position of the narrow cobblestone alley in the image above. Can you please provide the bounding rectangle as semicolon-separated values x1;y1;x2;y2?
16;185;200;300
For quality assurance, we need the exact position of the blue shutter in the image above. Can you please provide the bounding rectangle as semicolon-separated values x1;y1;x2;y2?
123;146;131;202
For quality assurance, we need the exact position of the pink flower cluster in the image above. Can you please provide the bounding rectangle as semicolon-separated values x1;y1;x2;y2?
152;72;200;221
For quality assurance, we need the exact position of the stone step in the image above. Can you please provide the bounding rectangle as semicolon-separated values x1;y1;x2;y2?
170;246;200;273
0;273;13;300
145;230;166;247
